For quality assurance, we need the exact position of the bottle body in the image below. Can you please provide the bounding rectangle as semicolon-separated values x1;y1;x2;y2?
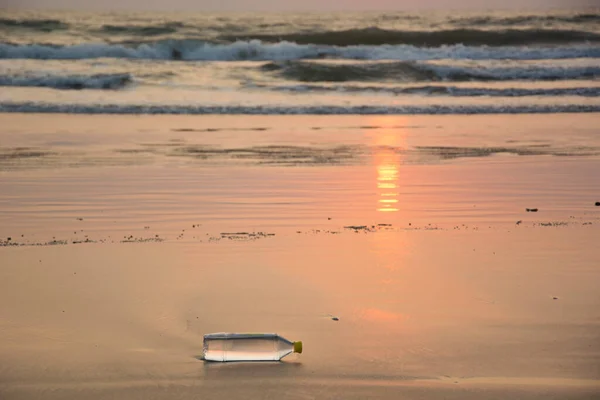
203;333;301;362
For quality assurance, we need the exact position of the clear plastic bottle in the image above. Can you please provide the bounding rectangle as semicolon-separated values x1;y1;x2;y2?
202;333;303;362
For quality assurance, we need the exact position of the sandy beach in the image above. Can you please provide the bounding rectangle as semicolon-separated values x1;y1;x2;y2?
1;113;599;399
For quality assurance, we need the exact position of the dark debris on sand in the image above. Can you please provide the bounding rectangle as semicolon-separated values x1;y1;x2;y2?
214;232;275;242
538;221;569;227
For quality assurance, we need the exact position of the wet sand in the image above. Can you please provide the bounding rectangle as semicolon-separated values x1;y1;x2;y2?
0;113;599;399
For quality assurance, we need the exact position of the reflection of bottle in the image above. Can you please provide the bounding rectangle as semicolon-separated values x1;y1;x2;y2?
203;333;303;362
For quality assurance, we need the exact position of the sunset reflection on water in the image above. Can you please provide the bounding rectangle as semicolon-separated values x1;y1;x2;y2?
371;122;405;213
377;160;399;212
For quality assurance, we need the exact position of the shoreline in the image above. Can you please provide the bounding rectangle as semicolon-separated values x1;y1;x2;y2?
1;112;599;399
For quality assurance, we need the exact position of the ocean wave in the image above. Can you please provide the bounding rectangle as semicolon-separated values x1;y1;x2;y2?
263;61;600;82
1;102;598;115
264;84;600;97
449;13;600;27
0;73;132;90
98;22;184;36
218;28;600;47
0;18;69;32
262;61;431;82
1;40;599;61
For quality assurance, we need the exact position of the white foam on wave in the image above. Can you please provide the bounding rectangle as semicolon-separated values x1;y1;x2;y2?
1;40;600;61
1;101;598;115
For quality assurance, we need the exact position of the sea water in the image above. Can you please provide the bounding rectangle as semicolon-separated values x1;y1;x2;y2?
1;9;599;115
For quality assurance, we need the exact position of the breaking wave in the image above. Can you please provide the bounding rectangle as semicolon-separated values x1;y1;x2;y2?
263;60;600;82
218;28;600;47
0;73;132;90
1;102;598;115
1;40;599;61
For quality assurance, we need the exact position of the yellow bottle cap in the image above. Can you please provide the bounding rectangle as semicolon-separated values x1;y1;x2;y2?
293;341;303;354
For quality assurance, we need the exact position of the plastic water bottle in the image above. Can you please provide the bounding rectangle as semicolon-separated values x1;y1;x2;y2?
202;333;303;362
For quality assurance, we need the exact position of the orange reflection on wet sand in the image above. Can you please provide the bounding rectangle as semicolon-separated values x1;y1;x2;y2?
370;119;406;213
358;307;406;322
376;156;400;213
